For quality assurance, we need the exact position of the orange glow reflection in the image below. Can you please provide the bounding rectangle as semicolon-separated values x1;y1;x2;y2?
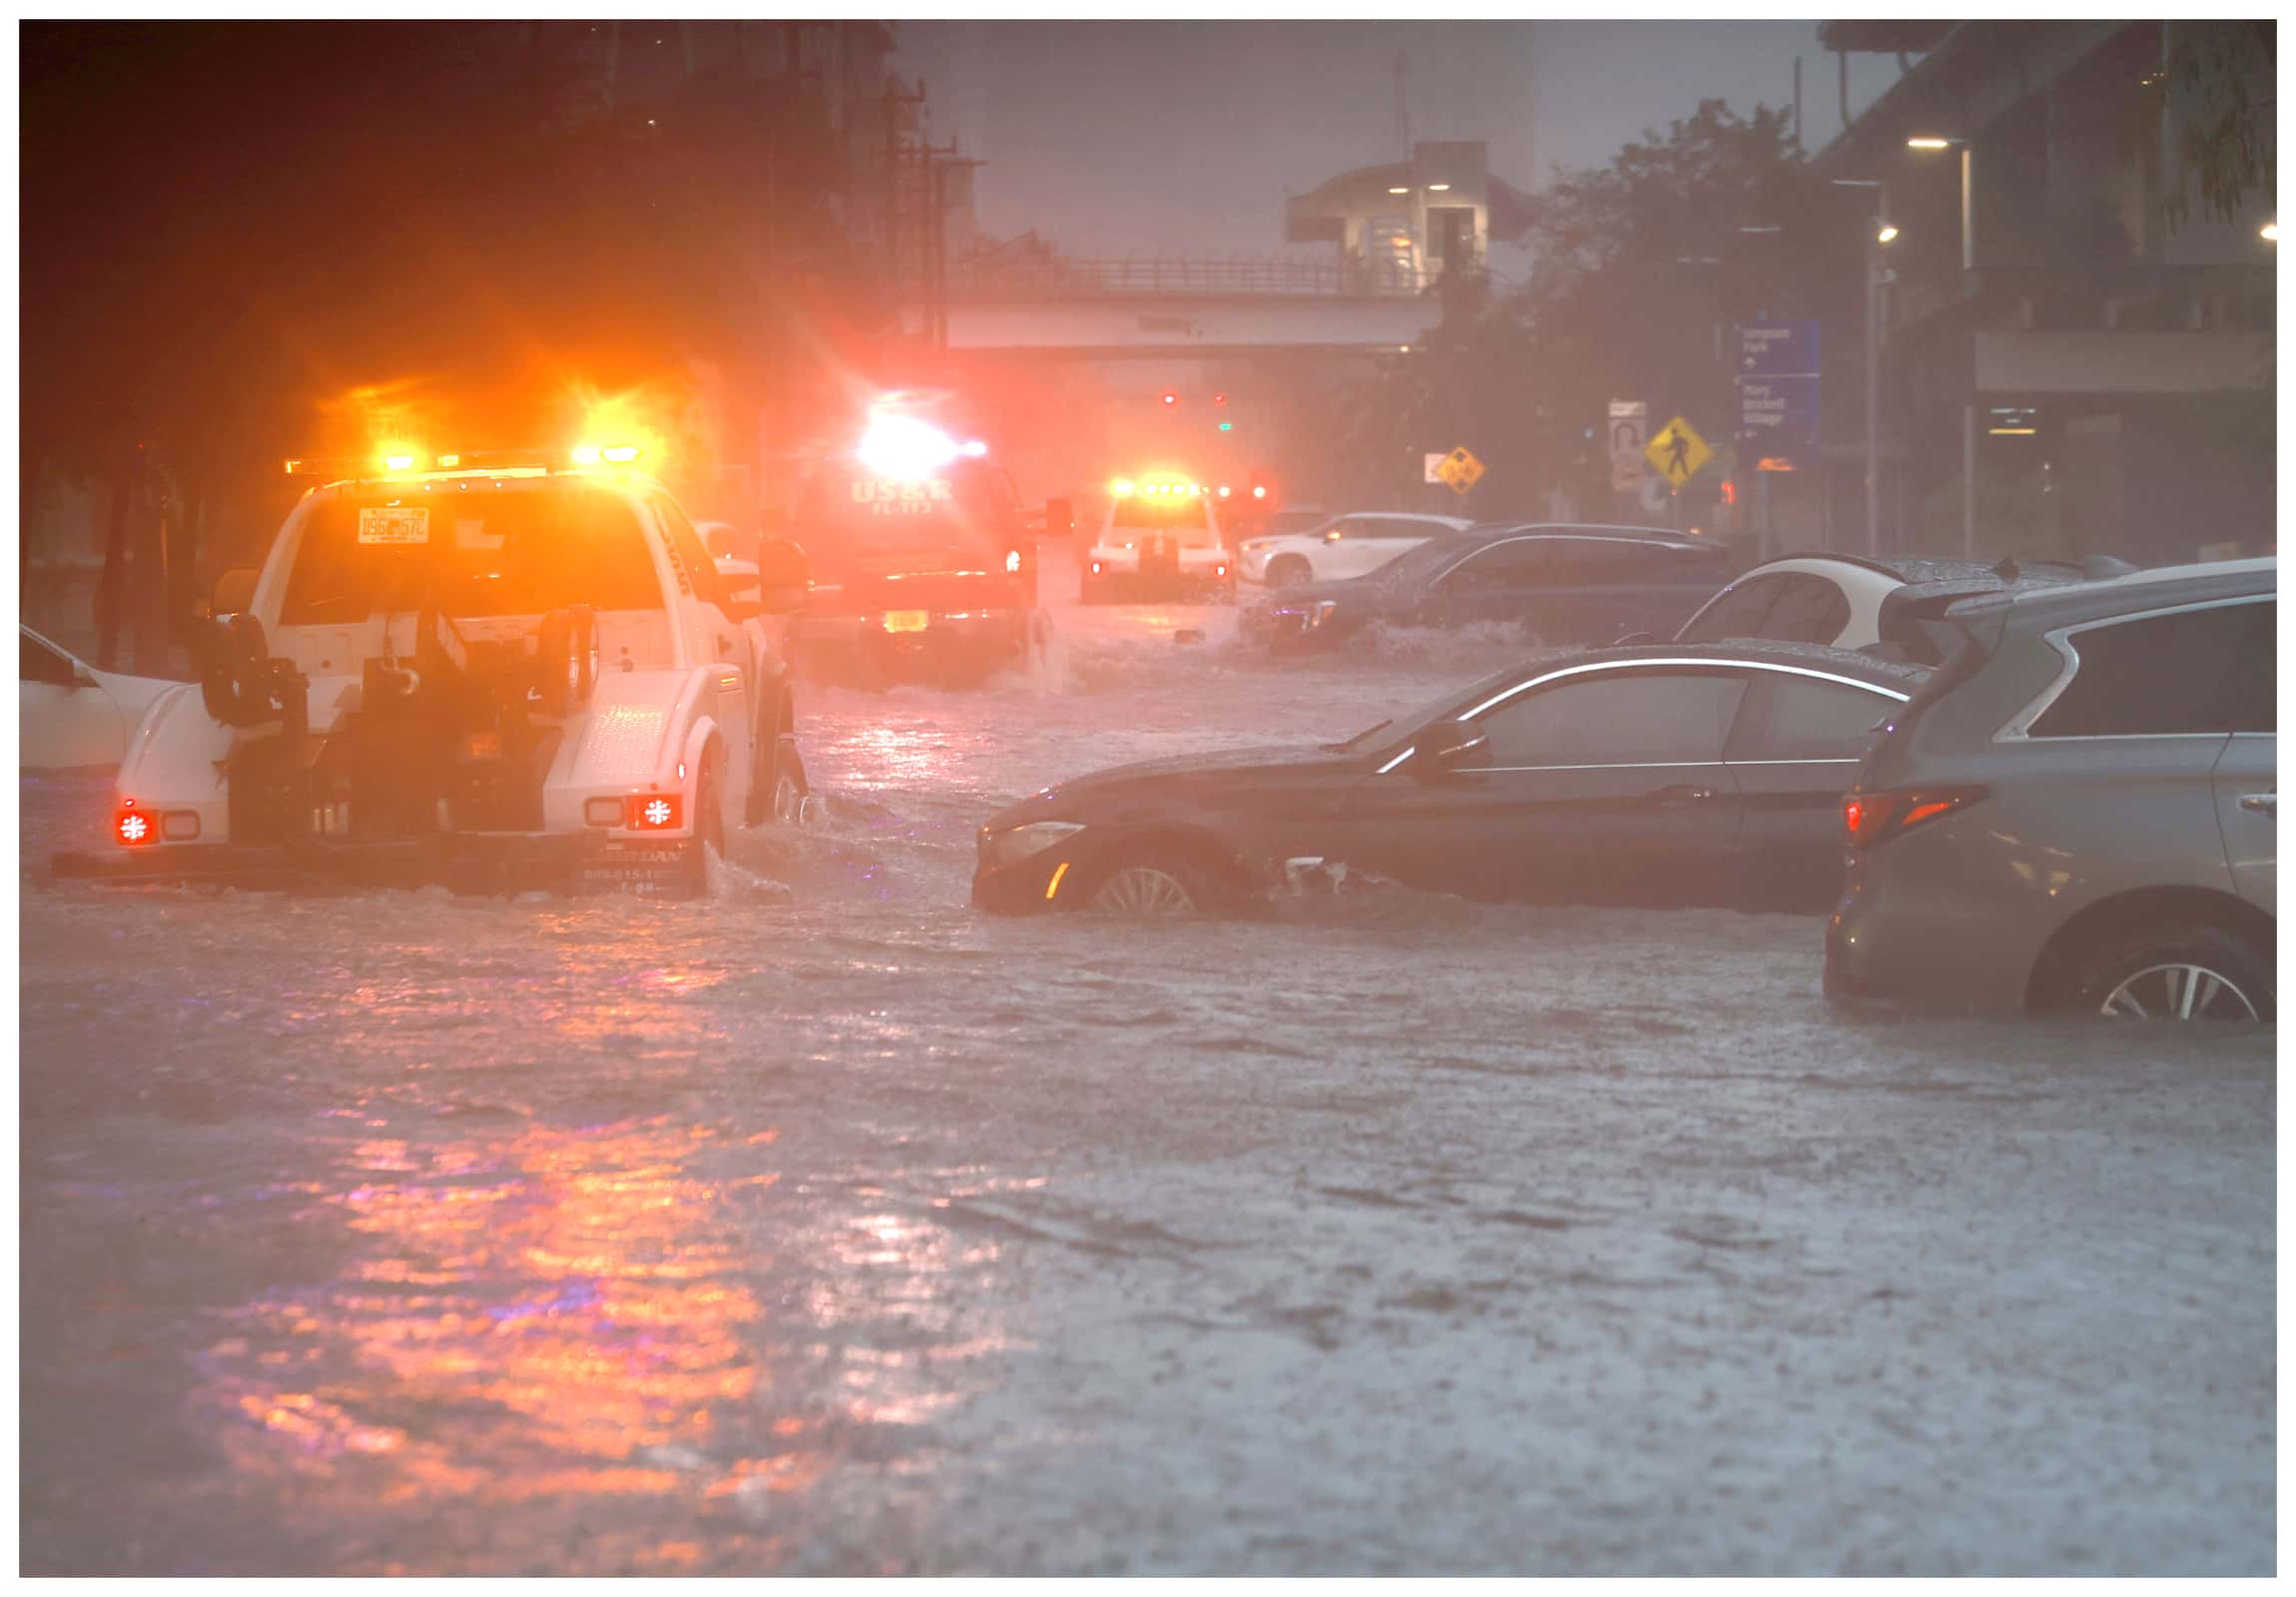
187;1114;1019;1573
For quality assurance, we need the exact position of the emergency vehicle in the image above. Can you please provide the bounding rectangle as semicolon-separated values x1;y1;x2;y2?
53;444;812;897
1081;476;1235;603
786;416;1070;684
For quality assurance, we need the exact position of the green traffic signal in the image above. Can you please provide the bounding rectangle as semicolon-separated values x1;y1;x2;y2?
1217;421;1233;432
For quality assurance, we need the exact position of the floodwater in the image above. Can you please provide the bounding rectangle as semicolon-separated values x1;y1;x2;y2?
18;599;2276;1575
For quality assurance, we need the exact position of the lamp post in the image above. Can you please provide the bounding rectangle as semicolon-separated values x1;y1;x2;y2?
1911;137;1977;556
1833;179;1895;557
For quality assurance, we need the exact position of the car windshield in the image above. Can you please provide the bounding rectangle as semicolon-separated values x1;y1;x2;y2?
278;485;662;624
1111;494;1219;543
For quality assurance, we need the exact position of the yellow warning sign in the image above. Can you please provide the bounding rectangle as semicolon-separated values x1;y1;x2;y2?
1645;416;1712;488
1435;445;1484;495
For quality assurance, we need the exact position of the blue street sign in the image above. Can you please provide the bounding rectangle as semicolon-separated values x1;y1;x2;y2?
1736;319;1821;460
1738;319;1820;377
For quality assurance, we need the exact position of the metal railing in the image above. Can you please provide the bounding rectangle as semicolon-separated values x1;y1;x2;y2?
944;254;1436;299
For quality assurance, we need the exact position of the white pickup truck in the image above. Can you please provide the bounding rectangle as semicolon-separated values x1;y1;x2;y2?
55;452;812;896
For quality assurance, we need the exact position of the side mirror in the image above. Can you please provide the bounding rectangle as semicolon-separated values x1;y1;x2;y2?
1416;721;1490;781
706;525;760;567
212;567;259;615
1037;496;1074;537
755;538;811;615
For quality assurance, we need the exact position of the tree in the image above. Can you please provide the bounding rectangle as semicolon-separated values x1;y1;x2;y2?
2131;21;2276;235
1310;100;1843;519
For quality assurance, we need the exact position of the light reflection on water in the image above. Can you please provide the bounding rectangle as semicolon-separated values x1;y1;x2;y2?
187;1115;1015;1573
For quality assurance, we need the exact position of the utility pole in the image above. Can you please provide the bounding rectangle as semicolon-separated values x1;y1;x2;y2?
1834;178;1892;557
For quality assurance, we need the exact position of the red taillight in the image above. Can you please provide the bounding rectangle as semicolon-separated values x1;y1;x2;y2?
1844;786;1987;848
116;802;155;845
628;794;683;831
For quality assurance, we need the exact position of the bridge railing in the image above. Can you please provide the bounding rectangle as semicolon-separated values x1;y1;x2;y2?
945;255;1434;299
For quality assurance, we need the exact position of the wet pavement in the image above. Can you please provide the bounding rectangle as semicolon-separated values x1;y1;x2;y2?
18;599;2276;1574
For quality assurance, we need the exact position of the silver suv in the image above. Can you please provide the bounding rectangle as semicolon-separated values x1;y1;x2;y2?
1827;558;2274;1019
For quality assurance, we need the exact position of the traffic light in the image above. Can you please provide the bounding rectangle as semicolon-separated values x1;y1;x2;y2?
1216;420;1233;432
1160;390;1178;406
1212;391;1228;405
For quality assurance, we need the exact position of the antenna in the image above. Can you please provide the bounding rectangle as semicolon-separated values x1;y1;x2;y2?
1392;51;1411;159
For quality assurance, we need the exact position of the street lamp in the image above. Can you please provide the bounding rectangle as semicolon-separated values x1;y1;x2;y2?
1833;178;1895;558
1910;135;1978;556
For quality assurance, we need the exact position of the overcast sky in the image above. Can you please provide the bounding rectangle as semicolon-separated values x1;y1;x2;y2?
895;21;1906;263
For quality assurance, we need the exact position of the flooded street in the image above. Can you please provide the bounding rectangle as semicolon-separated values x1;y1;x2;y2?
19;601;2276;1576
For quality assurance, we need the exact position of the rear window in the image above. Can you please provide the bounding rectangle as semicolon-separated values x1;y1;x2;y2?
1112;495;1213;535
279;486;662;624
795;461;1021;556
2031;599;2274;737
1763;576;1852;645
1680;574;1784;643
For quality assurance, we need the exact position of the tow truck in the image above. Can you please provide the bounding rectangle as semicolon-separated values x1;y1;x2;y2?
52;443;813;897
785;415;1071;685
1081;475;1235;603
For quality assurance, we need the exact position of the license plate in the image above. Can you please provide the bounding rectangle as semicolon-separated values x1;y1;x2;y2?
882;610;930;634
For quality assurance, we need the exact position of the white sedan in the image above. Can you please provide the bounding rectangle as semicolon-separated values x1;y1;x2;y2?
1237;512;1472;588
21;625;179;770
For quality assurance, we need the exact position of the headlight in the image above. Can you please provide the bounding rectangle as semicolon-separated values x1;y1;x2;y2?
980;819;1085;869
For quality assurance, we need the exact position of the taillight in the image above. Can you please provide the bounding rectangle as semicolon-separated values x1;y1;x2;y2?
115;802;155;845
1844;786;1987;848
629;795;683;831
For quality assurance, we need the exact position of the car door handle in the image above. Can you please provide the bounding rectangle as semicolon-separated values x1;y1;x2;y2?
2240;792;2276;816
1650;784;1717;806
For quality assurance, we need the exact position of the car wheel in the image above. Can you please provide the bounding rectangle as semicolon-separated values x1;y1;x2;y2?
2069;923;2274;1020
686;752;725;897
1090;858;1210;918
768;734;808;825
1265;554;1311;589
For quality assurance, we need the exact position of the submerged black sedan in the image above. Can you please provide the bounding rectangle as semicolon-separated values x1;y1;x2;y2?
973;643;1926;916
1236;523;1734;653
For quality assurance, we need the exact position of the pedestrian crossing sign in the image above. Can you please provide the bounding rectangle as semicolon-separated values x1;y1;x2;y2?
1645;416;1712;488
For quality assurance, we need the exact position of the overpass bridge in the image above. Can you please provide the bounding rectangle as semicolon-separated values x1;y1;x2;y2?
910;255;1449;357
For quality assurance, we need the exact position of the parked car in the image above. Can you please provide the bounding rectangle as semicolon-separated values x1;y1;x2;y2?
975;642;1924;915
1237;525;1733;653
20;625;179;770
1237;511;1472;588
1827;557;2274;1018
53;446;813;896
1676;551;2110;664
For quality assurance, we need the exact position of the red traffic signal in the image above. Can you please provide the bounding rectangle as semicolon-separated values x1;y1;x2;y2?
1212;391;1228;405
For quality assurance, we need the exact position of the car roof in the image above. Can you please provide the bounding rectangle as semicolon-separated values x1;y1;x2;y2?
1334;511;1471;526
1431;639;1929;721
1957;555;2274;631
1457;522;1722;550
